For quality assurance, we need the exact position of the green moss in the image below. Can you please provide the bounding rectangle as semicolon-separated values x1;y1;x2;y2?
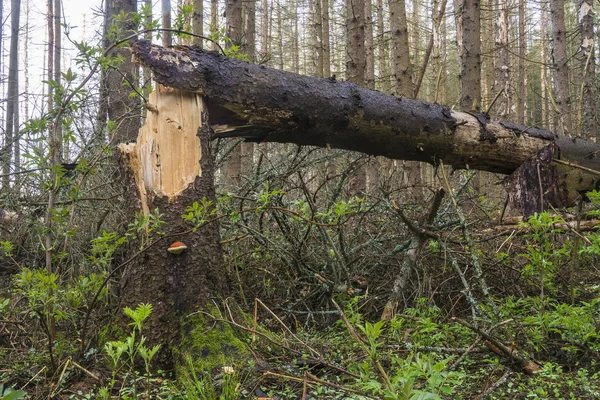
177;308;250;374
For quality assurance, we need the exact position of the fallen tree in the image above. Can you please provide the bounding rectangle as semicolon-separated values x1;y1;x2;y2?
131;39;600;210
117;40;600;367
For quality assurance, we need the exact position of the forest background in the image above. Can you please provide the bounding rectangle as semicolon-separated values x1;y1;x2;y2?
1;0;600;398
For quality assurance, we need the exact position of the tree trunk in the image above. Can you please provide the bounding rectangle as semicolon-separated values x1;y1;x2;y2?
226;0;243;46
211;0;218;50
118;86;225;369
540;0;549;128
224;0;244;187
192;0;203;48
131;40;600;208
517;0;526;124
162;0;172;47
377;0;389;93
244;0;256;62
2;0;20;190
550;0;572;135
365;0;375;89
322;0;331;77
578;0;597;138
494;0;511;118
346;0;366;83
106;0;140;144
414;0;447;98
261;0;269;62
389;0;412;96
456;0;481;111
312;0;324;77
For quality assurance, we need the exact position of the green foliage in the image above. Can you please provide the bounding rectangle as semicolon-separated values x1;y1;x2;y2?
126;208;166;248
0;384;26;400
519;212;571;294
102;304;162;396
336;299;465;399
207;28;248;60
182;197;218;231
180;354;245;400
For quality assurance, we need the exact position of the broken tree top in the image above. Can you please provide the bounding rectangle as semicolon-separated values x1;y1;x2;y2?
130;39;600;207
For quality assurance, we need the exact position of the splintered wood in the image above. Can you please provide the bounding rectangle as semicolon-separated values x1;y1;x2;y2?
119;85;203;213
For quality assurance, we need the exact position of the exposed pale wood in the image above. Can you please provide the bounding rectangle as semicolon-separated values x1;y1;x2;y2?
119;85;203;212
130;41;600;210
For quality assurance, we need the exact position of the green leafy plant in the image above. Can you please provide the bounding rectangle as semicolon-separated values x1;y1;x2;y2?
103;303;161;396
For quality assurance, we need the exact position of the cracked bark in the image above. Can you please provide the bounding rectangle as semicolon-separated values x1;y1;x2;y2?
131;40;600;211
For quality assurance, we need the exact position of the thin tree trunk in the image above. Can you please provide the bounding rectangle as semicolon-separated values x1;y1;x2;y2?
494;0;511;118
322;0;331;77
162;0;172;46
45;0;58;371
456;0;481;111
540;0;548;127
346;0;366;83
211;0;219;50
54;0;62;159
550;0;572;135
225;0;244;187
365;0;375;88
261;0;268;59
413;0;447;98
377;0;389;93
2;0;20;190
192;0;203;48
243;0;256;61
389;0;413;96
517;0;526;124
142;0;153;92
242;0;256;175
346;0;367;192
578;0;597;138
411;0;420;80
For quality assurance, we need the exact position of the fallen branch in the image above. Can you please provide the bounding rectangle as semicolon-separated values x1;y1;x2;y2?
452;317;542;375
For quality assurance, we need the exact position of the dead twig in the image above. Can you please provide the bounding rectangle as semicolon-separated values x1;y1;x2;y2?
452;317;542;375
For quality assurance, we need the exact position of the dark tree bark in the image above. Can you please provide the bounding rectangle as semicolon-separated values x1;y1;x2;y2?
389;0;412;96
456;0;481;112
550;0;572;135
243;0;256;62
224;0;244;188
578;0;597;138
105;0;140;144
346;0;366;83
118;87;225;369
2;0;20;189
192;0;203;48
322;0;331;78
132;40;600;207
